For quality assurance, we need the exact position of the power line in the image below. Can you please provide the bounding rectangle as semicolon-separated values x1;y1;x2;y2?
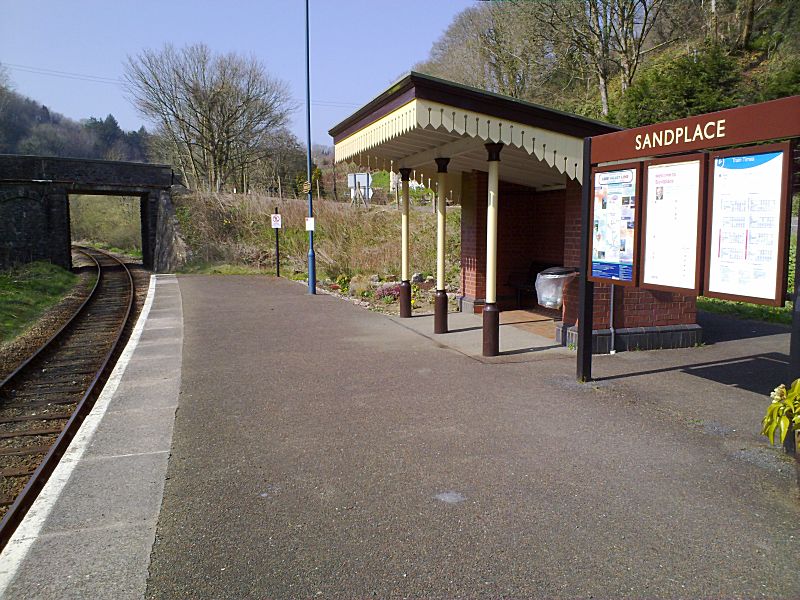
5;62;124;85
4;62;362;108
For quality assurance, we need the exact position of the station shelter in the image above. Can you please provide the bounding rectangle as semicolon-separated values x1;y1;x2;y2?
328;73;703;356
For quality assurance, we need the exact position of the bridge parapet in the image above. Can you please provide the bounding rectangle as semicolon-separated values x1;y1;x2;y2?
0;155;178;271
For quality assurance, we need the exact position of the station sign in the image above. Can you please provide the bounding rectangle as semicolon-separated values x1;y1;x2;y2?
591;95;800;163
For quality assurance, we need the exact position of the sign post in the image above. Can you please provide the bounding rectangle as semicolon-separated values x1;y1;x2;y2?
271;208;282;277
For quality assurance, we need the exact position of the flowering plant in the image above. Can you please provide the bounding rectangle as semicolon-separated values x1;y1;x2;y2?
376;283;401;303
761;379;800;446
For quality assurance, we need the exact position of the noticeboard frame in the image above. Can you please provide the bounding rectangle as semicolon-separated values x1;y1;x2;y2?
588;162;642;287
702;141;792;307
640;154;707;295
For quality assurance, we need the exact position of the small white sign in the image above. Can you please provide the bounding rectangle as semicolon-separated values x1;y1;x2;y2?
305;217;315;231
271;213;282;229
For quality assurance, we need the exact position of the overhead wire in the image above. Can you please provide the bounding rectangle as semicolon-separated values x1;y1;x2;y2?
4;62;362;109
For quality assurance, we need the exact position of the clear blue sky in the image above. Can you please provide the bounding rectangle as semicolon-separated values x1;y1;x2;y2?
0;0;476;147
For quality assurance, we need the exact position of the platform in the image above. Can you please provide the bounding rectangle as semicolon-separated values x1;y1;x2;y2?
1;275;798;598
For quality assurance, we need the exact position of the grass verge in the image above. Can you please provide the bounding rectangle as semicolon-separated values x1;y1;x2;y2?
696;297;792;325
0;262;79;343
178;263;276;276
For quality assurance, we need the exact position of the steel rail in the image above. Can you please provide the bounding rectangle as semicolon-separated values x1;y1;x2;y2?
0;247;135;551
0;248;101;390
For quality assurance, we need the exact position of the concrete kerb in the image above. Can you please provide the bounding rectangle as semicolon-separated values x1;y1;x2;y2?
296;278;570;363
0;273;183;599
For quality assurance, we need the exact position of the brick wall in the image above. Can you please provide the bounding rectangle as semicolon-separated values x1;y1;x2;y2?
461;173;698;328
560;179;697;329
496;183;565;301
460;171;486;302
462;171;566;306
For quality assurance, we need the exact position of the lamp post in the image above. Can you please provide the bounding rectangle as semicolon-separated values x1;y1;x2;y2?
305;0;316;294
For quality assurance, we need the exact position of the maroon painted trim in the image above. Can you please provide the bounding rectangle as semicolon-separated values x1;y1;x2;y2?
591;95;800;164
434;290;448;334
587;162;642;288
329;72;621;144
702;142;792;307
640;154;706;295
413;79;619;139
482;303;500;357
330;88;415;143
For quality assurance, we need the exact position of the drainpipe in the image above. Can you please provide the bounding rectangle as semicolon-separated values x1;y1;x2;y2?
609;284;616;355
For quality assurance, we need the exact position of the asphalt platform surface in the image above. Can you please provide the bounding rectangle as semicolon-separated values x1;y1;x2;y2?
146;276;799;599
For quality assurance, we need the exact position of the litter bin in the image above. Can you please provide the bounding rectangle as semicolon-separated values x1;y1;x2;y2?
535;266;578;309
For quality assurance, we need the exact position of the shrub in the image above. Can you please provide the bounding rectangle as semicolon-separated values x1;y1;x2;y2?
376;283;401;303
761;380;800;447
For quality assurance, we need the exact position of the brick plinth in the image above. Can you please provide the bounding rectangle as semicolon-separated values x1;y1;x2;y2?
459;172;700;348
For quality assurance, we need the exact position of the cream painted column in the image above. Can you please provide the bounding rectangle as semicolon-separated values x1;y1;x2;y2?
483;143;504;357
399;168;412;318
434;157;450;334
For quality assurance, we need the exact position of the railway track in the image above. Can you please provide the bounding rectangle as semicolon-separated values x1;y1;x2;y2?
0;246;135;550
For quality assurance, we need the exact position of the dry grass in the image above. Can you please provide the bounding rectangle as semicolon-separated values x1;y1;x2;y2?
173;192;461;285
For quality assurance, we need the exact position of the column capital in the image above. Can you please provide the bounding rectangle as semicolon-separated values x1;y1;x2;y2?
398;167;412;181
435;157;450;173
485;143;504;162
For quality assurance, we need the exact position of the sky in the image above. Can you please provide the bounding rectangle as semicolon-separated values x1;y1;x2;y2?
0;0;477;147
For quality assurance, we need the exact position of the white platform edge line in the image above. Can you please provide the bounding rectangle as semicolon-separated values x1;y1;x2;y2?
0;274;160;593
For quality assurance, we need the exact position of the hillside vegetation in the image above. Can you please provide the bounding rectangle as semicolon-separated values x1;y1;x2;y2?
69;195;143;256
173;193;461;289
416;0;799;125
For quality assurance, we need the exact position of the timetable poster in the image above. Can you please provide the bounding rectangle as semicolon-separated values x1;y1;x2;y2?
592;168;637;282
643;160;701;290
707;150;785;301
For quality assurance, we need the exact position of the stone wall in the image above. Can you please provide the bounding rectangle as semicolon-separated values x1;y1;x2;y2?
0;185;71;270
0;155;177;272
153;189;188;273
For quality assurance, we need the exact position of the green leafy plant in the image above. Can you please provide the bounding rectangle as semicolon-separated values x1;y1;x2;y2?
335;274;350;294
761;379;800;446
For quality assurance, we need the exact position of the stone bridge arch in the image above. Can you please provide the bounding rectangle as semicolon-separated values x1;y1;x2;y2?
0;155;181;271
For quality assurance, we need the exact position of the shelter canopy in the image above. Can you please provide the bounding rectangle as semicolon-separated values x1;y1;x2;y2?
329;72;620;188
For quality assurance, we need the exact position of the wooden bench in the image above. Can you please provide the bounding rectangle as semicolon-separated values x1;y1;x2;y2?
507;262;559;308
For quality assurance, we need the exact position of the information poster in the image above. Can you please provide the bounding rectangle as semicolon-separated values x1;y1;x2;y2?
591;168;637;282
707;150;785;301
643;160;701;291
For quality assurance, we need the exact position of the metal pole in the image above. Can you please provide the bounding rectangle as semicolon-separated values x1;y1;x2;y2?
305;0;316;294
434;158;450;334
609;283;615;354
483;143;503;357
789;142;800;379
274;206;280;278
399;167;412;318
577;137;595;382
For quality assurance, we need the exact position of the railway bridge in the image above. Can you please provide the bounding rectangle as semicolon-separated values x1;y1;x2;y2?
0;154;182;271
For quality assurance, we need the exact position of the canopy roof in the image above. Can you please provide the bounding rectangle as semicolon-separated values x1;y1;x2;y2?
329;72;621;187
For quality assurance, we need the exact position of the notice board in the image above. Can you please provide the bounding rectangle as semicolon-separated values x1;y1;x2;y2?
641;156;705;293
704;143;791;306
589;164;640;286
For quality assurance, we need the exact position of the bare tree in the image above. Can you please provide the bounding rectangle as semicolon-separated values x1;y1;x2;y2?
0;62;11;115
124;43;295;192
416;3;579;106
534;0;665;116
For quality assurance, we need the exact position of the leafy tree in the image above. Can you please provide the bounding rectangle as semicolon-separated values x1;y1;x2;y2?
615;43;742;127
